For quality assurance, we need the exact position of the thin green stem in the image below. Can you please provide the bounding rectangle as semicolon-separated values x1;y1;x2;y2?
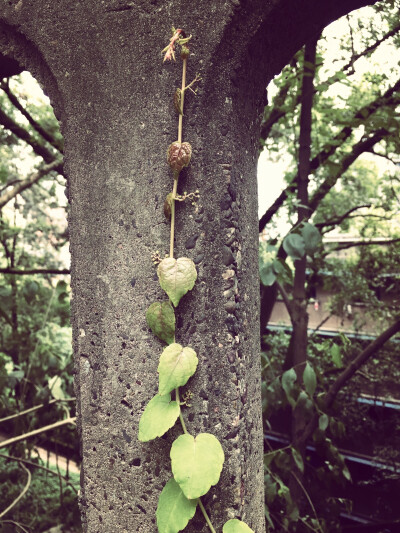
178;57;187;144
175;387;188;434
169;175;179;258
198;500;217;533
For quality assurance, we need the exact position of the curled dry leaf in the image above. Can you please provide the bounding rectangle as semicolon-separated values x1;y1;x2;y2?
167;141;192;173
164;192;174;220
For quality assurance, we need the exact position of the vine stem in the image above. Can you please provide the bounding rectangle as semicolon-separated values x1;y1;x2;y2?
175;387;188;435
168;42;218;533
0;462;31;519
178;57;187;144
169;174;179;258
198;500;217;533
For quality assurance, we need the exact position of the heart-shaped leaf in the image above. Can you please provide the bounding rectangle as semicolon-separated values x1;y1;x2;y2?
146;301;175;345
157;257;197;307
171;433;225;499
303;362;317;397
156;478;198;533
291;447;304;473
301;222;321;255
281;368;297;408
330;344;343;368
138;393;180;442
283;233;305;261
158;343;198;395
48;375;66;400
223;519;255;533
259;261;276;286
319;413;329;432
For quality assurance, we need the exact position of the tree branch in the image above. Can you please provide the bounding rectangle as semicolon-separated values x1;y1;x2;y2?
324;318;400;410
0;453;78;494
0;80;63;153
309;129;389;213
315;204;371;229
0;267;69;275
0;462;31;519
0;158;63;209
368;149;400;165
0;417;76;449
259;25;400;146
342;21;400;74
298;318;400;447
308;79;400;174
324;237;400;254
0;107;63;174
259;78;400;232
0;398;76;424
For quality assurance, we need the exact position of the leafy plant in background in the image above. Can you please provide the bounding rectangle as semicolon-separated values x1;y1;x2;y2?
137;28;254;533
258;1;400;530
0;72;79;531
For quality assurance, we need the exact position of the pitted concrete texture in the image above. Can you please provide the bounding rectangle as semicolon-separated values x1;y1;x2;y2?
0;0;376;530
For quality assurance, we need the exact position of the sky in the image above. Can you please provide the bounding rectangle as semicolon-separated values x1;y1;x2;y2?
257;5;400;236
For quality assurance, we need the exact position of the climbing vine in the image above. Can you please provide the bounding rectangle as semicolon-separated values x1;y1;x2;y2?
137;28;255;533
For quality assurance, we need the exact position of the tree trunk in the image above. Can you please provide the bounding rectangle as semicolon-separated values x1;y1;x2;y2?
0;0;378;530
286;37;318;507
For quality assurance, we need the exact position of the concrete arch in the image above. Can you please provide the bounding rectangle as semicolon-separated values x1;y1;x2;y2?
0;18;65;127
0;2;381;531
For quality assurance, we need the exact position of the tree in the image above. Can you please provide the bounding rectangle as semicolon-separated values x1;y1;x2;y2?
0;73;78;531
259;2;400;528
0;1;379;531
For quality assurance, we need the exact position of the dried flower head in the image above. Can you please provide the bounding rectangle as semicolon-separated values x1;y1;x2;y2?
162;28;183;62
167;141;192;172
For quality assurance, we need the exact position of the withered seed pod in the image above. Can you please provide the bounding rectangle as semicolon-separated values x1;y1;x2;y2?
173;88;183;115
167;141;192;172
164;193;174;220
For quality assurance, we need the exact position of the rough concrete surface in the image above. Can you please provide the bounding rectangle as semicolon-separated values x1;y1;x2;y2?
0;0;376;531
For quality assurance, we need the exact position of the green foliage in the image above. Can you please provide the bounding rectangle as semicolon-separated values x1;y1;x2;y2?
146;301;176;344
157;257;197;307
223;519;254;532
0;457;80;532
170;433;225;499
283;233;305;261
301;222;321;255
260;10;400;529
156;478;198;533
302;362;317;397
0;72;78;530
138;393;180;442
158;343;198;395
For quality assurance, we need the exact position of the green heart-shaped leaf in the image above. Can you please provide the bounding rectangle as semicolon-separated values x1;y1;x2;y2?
157;257;197;307
281;368;297;408
303;362;317;397
259;261;276;286
156;478;198;533
146;301;175;344
48;375;66;400
283;233;305;261
158;343;198;396
223;519;255;533
301;222;321;255
138;393;180;442
171;433;225;499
